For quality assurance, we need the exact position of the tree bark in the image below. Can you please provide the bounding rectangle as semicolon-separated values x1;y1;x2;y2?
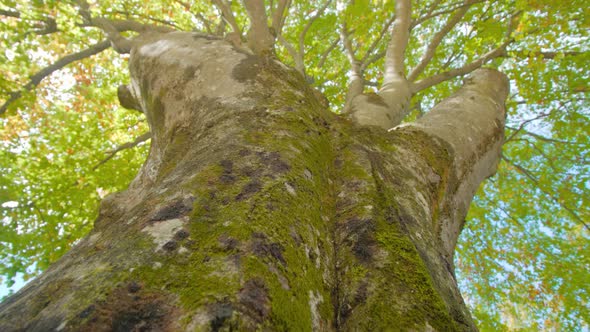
0;31;507;331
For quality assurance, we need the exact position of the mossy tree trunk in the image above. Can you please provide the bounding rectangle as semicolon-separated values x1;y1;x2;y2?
0;32;508;331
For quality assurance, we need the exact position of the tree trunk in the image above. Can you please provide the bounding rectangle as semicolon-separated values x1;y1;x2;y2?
0;32;508;331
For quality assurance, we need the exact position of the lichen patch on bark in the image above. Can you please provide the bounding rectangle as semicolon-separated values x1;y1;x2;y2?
141;217;187;252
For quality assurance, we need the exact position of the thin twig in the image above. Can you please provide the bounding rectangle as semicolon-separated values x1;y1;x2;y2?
113;10;180;29
92;132;152;170
412;11;520;92
500;50;585;59
298;0;332;59
408;0;474;81
505;126;582;145
411;0;486;28
271;0;291;36
505;111;552;143
317;37;339;68
360;15;396;69
502;156;590;232
211;0;241;35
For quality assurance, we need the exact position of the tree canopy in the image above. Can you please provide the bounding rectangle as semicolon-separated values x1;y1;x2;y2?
0;0;588;330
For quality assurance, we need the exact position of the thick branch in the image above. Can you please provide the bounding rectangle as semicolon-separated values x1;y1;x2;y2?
0;40;111;116
118;84;143;112
89;18;134;53
75;0;131;53
344;1;413;128
408;1;472;81
383;0;411;80
357;0;412;128
340;25;364;110
242;0;275;54
76;0;172;53
401;68;510;260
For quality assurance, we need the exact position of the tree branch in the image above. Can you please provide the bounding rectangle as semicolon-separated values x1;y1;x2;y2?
1;9;60;35
340;25;364;109
212;0;242;35
0;40;111;116
275;0;331;76
92;132;152;170
373;0;413;127
360;15;396;71
88;17;134;53
298;0;332;61
113;10;180;30
411;0;486;28
408;0;473;81
276;34;304;74
363;49;386;69
412;11;519;93
502;156;590;232
75;0;172;53
417;0;442;24
500;50;585;59
317;37;340;68
505;111;552;143
0;9;20;18
271;0;291;37
194;12;214;34
75;0;131;53
242;0;275;54
174;1;214;33
413;41;509;92
383;0;411;79
505;126;582;145
29;17;59;36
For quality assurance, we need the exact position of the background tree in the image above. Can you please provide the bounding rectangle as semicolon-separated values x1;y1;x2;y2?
0;0;587;330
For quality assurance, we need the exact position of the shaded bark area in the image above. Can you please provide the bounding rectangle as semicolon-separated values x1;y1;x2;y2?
0;32;507;331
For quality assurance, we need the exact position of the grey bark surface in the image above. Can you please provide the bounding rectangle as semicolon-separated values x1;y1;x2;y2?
0;32;508;331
